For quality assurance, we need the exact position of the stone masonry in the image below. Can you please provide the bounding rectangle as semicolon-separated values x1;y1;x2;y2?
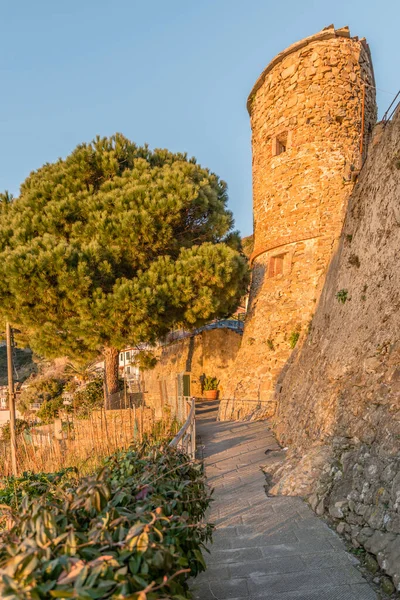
265;107;400;591
221;25;377;416
142;328;241;416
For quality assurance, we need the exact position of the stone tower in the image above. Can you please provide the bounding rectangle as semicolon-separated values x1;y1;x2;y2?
221;25;376;419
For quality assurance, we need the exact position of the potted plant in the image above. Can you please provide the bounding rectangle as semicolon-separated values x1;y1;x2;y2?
202;376;220;400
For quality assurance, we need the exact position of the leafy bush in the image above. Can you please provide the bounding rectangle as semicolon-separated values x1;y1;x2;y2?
73;377;104;418
0;468;77;510
1;419;29;442
336;289;349;304
36;396;68;424
18;377;65;418
0;444;213;599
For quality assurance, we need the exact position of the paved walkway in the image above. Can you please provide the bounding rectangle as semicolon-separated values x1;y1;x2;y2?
191;401;377;600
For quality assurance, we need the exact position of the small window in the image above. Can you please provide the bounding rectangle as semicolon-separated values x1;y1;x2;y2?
272;132;288;156
269;254;285;277
119;353;124;362
126;366;131;374
276;138;286;155
125;351;131;361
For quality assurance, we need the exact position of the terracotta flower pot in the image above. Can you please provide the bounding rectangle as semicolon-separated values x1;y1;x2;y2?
204;389;219;400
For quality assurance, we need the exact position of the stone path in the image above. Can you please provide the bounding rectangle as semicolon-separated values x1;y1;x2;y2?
191;401;377;600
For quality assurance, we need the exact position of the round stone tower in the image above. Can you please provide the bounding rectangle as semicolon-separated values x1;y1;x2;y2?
221;25;376;418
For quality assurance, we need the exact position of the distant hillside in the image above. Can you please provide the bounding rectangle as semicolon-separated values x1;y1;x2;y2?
0;347;37;386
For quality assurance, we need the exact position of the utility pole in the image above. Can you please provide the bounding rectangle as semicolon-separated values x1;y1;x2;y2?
6;323;17;476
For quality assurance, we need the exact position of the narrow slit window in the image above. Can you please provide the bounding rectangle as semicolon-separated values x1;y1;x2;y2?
272;132;288;156
276;139;286;155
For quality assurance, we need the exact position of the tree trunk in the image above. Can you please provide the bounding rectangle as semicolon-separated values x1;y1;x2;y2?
104;347;119;410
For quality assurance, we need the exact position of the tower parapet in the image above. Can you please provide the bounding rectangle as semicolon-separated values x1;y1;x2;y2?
221;25;376;417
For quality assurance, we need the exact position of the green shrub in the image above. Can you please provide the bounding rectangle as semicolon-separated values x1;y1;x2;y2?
18;377;65;418
73;377;104;418
36;396;67;424
289;331;300;349
0;468;77;510
0;445;213;599
336;289;349;304
1;419;29;442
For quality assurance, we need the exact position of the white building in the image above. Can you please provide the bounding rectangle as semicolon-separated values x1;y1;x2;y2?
0;386;8;410
119;348;140;381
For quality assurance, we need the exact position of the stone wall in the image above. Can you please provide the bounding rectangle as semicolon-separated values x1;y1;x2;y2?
221;25;376;416
268;110;400;590
142;328;242;415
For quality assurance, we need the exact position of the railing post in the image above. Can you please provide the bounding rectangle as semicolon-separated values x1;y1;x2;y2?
191;399;196;458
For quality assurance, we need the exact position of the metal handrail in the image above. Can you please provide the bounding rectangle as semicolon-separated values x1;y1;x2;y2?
382;90;400;126
169;397;196;458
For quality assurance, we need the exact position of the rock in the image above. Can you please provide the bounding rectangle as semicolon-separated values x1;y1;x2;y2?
281;64;297;79
286;95;298;109
381;576;395;595
329;505;344;519
336;522;346;535
316;499;326;516
365;553;379;574
357;527;375;544
308;493;319;511
363;357;381;373
364;531;395;555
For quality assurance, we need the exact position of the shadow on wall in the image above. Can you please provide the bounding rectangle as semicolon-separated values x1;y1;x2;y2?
185;336;195;373
246;262;267;321
271;114;400;449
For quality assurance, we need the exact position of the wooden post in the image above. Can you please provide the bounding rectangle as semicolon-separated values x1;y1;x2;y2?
6;323;17;476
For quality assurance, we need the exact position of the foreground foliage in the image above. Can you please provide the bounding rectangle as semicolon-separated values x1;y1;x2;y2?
0;468;77;511
0;445;213;599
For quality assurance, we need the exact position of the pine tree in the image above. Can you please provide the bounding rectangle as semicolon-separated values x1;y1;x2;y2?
0;134;249;398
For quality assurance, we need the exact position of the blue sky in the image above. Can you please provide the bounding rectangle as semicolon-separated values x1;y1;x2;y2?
1;0;399;237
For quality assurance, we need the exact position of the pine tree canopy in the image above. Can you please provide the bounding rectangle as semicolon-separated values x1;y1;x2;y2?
0;134;249;364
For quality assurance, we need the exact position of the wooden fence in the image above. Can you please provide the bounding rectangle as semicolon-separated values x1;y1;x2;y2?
0;404;179;476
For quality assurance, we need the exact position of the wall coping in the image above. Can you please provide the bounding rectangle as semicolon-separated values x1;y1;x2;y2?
247;25;371;115
250;233;322;265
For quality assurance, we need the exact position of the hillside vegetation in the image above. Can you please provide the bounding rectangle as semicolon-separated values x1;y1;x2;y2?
0;346;36;386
